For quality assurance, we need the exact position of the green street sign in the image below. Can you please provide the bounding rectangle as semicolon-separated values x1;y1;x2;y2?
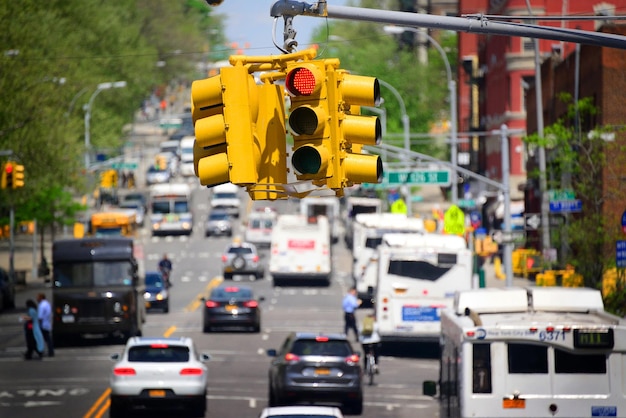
385;170;451;186
111;162;138;170
548;189;575;201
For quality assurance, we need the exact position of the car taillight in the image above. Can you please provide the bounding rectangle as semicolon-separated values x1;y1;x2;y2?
244;300;258;308
180;368;203;375
205;300;219;308
221;255;228;262
252;255;259;262
114;367;136;376
345;354;360;365
284;353;300;362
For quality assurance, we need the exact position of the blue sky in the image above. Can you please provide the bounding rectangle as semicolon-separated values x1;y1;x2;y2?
215;0;348;56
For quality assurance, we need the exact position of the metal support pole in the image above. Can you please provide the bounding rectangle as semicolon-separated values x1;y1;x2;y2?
500;124;513;286
9;205;14;280
32;219;37;282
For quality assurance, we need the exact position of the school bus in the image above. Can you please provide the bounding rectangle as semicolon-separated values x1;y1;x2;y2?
91;210;137;237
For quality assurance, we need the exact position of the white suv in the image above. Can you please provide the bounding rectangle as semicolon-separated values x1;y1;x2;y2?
221;241;264;280
109;337;210;417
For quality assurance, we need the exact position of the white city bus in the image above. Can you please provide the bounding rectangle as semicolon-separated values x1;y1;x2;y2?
375;233;473;344
427;286;626;418
351;213;425;305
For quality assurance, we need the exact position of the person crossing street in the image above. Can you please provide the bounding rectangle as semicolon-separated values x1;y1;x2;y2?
342;286;361;341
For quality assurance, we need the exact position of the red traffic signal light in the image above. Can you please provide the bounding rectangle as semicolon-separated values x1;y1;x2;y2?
5;163;13;174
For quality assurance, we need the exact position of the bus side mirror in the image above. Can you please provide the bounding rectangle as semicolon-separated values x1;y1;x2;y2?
423;380;437;397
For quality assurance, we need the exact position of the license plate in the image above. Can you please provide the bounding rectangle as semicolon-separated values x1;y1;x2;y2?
61;315;75;323
225;305;236;311
503;398;525;409
149;389;166;398
316;368;330;375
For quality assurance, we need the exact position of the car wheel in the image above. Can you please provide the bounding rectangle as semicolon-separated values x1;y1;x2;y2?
344;398;363;415
109;396;125;418
190;396;206;417
163;303;169;314
268;386;278;407
223;272;232;280
232;256;246;270
253;321;261;333
203;323;211;333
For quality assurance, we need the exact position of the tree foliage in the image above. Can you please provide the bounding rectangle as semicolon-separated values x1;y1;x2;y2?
0;0;223;229
524;95;626;307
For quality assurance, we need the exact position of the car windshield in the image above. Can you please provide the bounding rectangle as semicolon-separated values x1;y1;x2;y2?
291;340;351;357
210;286;253;301
148;166;167;174
128;345;190;362
145;274;164;287
227;247;253;255
209;213;230;221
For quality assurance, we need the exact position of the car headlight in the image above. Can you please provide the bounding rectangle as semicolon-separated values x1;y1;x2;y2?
144;292;151;299
156;290;168;300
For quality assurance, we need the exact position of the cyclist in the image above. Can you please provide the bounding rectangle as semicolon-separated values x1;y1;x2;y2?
359;312;381;373
158;253;173;287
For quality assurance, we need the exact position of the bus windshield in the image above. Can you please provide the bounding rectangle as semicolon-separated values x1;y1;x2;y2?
54;261;134;287
173;200;189;213
94;227;123;237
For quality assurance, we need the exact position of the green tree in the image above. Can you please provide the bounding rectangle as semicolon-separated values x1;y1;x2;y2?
524;95;626;311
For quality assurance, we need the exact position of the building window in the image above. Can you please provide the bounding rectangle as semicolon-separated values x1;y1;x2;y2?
522;37;535;53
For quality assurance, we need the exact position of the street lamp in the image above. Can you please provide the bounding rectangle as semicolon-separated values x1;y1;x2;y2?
383;26;459;204
83;81;127;169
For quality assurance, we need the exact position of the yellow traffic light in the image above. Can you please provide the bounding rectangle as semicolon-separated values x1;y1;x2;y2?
328;70;383;190
1;162;12;189
246;80;287;200
191;64;259;187
285;60;332;182
13;163;24;188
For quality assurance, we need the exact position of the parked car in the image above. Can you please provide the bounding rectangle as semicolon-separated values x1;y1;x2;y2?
267;332;363;415
258;405;344;418
221;240;264;280
109;337;210;417
143;271;169;313
202;285;263;333
205;210;233;237
0;267;15;312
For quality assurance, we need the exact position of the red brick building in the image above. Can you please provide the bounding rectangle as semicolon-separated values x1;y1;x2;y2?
456;0;626;231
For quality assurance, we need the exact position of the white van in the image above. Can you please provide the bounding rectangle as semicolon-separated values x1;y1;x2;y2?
179;136;195;177
244;209;277;248
269;214;332;286
299;196;343;243
210;183;241;218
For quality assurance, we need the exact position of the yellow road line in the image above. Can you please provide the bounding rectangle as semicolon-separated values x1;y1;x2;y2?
94;398;110;418
184;276;223;312
83;387;110;418
163;325;177;337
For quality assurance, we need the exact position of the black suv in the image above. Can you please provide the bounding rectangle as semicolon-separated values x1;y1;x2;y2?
0;267;16;312
267;332;363;415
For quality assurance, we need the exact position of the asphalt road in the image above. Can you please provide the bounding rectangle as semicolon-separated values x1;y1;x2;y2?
0;177;440;418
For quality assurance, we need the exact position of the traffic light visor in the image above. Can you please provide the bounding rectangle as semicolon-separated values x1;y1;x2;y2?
341;74;380;107
343;153;383;183
286;64;323;97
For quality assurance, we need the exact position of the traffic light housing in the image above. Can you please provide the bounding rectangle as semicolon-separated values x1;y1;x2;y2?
327;69;383;191
1;162;13;189
191;64;259;187
246;80;287;200
285;60;332;183
12;163;24;188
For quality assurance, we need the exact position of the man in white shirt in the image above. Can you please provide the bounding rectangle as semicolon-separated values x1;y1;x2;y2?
37;293;54;357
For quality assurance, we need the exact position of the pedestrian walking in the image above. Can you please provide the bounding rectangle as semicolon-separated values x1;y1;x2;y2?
22;299;44;360
37;293;54;357
342;287;361;341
